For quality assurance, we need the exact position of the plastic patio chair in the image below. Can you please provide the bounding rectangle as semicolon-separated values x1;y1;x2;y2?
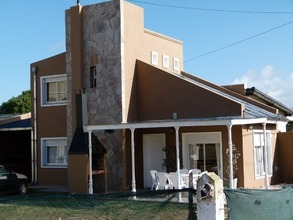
156;172;171;190
169;172;187;189
150;170;159;190
179;169;189;174
189;169;202;189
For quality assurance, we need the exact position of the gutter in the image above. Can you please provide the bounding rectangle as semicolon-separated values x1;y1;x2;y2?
246;87;293;116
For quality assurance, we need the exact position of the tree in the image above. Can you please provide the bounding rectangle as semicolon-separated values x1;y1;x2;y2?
0;90;31;114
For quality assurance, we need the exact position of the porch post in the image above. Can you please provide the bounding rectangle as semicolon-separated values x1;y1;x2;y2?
130;128;136;192
227;124;234;188
262;123;269;189
175;126;181;189
88;130;93;194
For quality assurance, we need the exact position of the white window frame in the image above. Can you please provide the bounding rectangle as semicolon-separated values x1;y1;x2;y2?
40;74;67;107
162;54;169;68
182;132;223;179
151;51;158;66
253;130;272;179
173;58;179;71
41;137;68;168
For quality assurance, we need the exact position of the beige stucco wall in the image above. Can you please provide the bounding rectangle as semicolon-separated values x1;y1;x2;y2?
122;1;183;122
241;125;278;188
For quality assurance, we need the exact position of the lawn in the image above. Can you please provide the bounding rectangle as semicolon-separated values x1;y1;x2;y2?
0;190;193;219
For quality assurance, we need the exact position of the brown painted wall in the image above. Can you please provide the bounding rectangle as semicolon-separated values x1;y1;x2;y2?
31;53;67;185
277;132;293;183
125;125;243;189
68;154;89;194
134;60;243;121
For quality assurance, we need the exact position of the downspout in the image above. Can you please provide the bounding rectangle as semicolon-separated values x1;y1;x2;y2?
32;66;38;184
227;124;234;188
262;123;269;189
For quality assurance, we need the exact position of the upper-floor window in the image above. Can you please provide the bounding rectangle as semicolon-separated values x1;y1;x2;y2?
41;74;67;106
162;54;169;68
173;58;179;71
151;51;158;66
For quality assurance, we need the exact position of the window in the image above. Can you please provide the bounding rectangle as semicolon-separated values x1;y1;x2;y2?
182;132;222;178
173;58;179;71
90;66;97;88
253;131;272;178
41;138;67;167
151;51;158;66
162;55;169;68
41;74;67;106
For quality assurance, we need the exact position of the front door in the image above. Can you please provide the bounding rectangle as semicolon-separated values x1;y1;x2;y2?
143;134;166;188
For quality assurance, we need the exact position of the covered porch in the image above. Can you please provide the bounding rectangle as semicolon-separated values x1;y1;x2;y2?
84;117;273;194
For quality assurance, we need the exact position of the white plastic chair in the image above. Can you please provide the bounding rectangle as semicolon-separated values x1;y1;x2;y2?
189;169;201;175
156;172;171;190
169;172;187;189
150;170;159;190
179;169;188;174
189;170;206;189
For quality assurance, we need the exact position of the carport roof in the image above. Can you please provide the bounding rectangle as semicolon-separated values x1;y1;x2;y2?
0;113;31;131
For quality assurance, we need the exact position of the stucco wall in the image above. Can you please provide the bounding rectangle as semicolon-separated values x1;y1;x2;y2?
31;53;67;185
277;132;293;183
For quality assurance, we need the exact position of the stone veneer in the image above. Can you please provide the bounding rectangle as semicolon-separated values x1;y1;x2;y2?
66;0;125;192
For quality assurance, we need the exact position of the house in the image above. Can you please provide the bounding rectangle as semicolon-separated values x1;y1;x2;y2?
30;0;292;194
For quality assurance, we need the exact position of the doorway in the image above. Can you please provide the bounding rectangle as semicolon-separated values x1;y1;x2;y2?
143;134;166;188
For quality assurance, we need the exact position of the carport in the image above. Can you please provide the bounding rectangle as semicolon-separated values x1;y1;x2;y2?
0;113;35;183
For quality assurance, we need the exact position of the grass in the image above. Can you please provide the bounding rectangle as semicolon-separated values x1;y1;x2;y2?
0;190;192;220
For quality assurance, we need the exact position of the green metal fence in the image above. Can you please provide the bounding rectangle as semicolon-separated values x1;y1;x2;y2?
0;189;197;220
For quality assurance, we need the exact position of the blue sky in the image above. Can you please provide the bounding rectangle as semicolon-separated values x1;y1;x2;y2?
1;0;293;108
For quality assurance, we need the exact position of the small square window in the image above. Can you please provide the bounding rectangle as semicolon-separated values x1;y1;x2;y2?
162;55;169;68
173;58;179;71
151;51;158;66
90;66;97;88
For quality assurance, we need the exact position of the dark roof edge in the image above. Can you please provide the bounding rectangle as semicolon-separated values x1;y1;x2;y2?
246;87;293;116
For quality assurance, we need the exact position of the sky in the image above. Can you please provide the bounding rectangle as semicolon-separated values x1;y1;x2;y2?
1;0;293;109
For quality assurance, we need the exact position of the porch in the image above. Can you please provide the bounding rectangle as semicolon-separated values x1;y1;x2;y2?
83;117;273;194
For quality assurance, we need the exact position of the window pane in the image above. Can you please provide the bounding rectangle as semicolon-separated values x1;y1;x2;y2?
57;81;67;101
47;145;66;165
47;81;67;103
189;144;200;169
48;82;57;102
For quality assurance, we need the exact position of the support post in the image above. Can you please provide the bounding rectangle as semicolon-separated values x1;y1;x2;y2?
175;126;181;189
88;130;93;194
227;124;234;188
262;123;269;189
131;128;136;192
